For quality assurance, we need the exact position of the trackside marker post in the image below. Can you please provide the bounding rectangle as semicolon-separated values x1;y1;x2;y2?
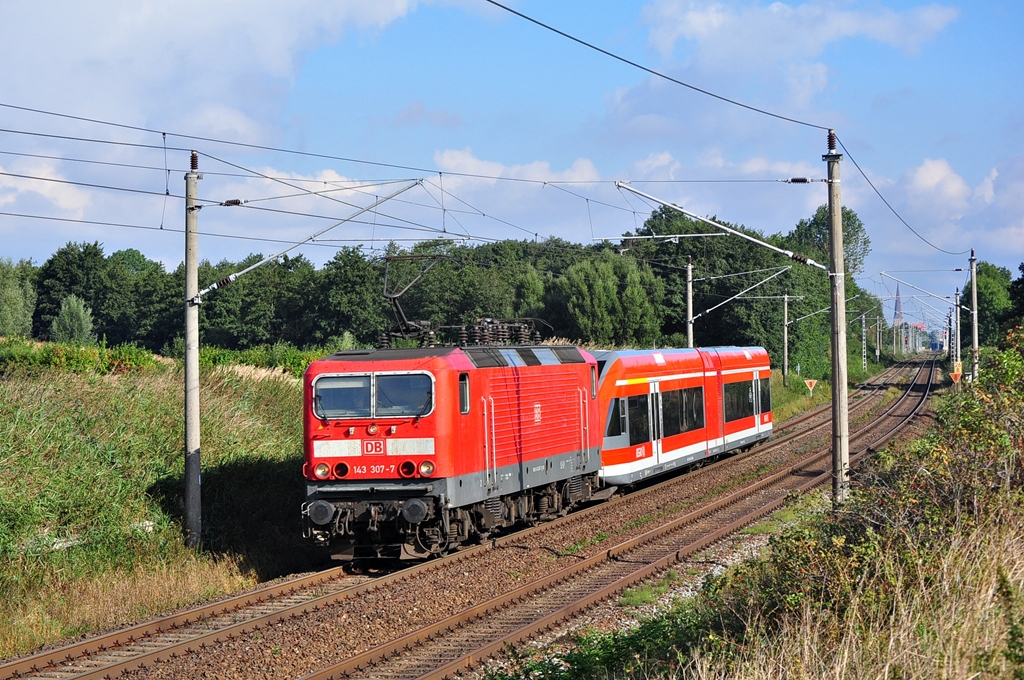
805;379;817;397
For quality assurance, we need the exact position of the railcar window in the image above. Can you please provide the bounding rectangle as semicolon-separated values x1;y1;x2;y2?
723;381;755;422
661;387;705;437
459;373;470;414
759;377;771;414
605;398;626;437
684;387;705;431
314;376;371;418
376;374;433;417
627;394;650;446
591;366;597;399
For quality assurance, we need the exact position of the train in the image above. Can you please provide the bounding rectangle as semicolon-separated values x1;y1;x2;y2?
301;342;772;561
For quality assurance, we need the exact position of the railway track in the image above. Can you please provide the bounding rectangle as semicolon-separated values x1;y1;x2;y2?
296;357;936;680
0;359;930;680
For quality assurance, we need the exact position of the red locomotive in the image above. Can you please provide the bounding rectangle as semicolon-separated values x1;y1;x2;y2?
301;345;602;560
302;343;771;561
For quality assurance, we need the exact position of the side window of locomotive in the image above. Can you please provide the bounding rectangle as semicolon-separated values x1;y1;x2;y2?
459;373;470;414
375;374;433;417
627;394;650;446
314;375;371;418
591;366;597;399
605;398;627;437
759;377;771;414
723;381;755;422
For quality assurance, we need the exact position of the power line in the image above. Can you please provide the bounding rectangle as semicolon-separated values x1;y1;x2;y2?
0;210;395;250
834;134;970;256
482;0;827;131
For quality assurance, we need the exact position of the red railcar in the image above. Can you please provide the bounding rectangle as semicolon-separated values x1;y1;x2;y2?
301;346;602;560
592;347;772;486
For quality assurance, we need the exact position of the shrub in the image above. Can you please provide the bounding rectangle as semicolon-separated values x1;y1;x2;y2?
50;295;97;345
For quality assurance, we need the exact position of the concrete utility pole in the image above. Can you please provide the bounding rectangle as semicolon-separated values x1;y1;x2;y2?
184;151;202;549
875;316;881;362
686;256;694;348
970;249;980;381
783;291;789;387
825;130;850;506
955;288;961;366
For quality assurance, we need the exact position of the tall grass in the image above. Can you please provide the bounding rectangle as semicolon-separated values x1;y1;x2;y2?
0;363;319;657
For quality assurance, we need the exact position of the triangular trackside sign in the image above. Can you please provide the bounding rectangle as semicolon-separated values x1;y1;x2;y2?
805;379;818;396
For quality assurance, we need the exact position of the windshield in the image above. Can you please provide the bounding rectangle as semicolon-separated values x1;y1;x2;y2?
376;374;432;417
313;373;433;419
314;376;371;418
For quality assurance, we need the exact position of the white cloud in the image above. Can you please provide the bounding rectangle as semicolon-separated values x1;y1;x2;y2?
644;1;959;65
0;161;91;215
0;0;426;139
434;148;601;186
974;168;998;204
631;151;682;180
903;157;971;218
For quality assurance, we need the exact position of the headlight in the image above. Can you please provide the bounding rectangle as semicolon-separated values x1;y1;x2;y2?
314;463;330;479
419;460;435;476
367;423;379;435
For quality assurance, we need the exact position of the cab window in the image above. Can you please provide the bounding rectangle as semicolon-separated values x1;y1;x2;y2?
314;375;371;418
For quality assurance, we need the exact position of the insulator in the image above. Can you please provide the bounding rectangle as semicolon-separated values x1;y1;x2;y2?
378;333;390;349
827;130;836;152
483;325;493;344
517;325;529;345
427;330;436;348
190;151;198;171
471;326;481;345
458;326;468;347
497;325;508;345
216;276;232;289
791;253;808;264
532;330;541;344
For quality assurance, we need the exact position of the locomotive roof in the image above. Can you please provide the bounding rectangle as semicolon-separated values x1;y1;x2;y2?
318;345;589;368
321;347;458;361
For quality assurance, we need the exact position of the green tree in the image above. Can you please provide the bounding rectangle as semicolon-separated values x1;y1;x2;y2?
1009;263;1024;327
787;205;871;276
962;261;1013;348
0;258;37;337
313;247;390;346
50;294;97;344
33;241;106;338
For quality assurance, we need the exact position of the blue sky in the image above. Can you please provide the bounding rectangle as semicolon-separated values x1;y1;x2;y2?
1;0;1021;333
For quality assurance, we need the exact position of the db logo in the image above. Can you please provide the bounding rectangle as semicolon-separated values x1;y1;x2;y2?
363;440;385;455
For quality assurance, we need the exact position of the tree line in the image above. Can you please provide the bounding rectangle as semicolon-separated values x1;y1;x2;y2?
3;205;1021;379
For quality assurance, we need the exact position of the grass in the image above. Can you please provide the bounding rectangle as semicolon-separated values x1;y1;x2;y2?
618;571;679;608
0;361;321;657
